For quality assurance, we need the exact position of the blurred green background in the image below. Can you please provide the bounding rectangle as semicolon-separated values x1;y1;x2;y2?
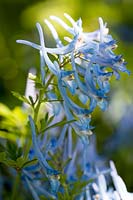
0;0;133;191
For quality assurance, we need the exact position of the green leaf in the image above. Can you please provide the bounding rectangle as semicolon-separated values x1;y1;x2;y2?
28;95;36;107
6;140;17;152
16;156;26;168
41;119;76;132
40;113;49;131
0;152;6;162
0;130;19;142
0;152;15;167
0;143;5;152
12;91;30;105
17;147;23;158
47;115;55;126
70;179;93;197
21;159;37;169
57;192;66;200
6;141;22;161
0;152;16;167
35;82;44;89
23;139;32;160
59;173;67;184
40;196;48;200
6;159;17;167
62;157;72;172
45;112;49;122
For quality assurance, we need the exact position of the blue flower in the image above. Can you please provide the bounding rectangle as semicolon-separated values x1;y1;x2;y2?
17;14;129;124
16;14;131;200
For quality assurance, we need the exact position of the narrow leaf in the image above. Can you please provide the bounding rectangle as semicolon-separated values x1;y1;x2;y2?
12;91;30;105
21;159;37;169
41;119;75;132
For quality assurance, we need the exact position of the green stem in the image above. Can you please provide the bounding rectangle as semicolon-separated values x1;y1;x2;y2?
34;74;55;124
34;90;43;123
34;100;41;123
63;183;70;200
44;74;54;90
11;171;21;200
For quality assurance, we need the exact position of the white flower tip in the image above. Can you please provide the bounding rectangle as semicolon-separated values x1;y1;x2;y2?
16;39;21;43
64;36;72;43
105;28;109;34
44;19;52;29
64;13;69;18
77;18;82;28
92;183;99;192
16;39;26;44
98;17;103;25
99;17;109;34
36;22;39;26
50;15;55;20
110;160;114;168
44;19;48;24
110;160;117;173
36;22;41;28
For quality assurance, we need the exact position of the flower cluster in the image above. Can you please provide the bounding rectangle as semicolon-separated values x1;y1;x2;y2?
16;14;132;199
17;13;129;139
22;122;133;199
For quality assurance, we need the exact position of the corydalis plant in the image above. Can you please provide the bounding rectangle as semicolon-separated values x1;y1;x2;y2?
16;14;132;200
17;13;129;138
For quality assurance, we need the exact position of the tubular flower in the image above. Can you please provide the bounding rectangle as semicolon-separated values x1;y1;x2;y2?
16;14;132;200
17;13;129;138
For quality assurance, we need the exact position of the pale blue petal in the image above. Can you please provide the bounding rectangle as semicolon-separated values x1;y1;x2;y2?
34;185;56;199
25;178;40;200
68;126;72;158
40;50;45;84
99;17;104;43
29;116;59;176
46;34;78;54
56;125;68;147
50;15;74;35
44;19;63;47
16;39;41;50
36;23;58;75
66;141;79;176
85;186;92;200
49;177;60;194
78;92;88;104
97;98;108;111
17;36;78;55
58;78;91;115
64;13;82;34
70;53;89;94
